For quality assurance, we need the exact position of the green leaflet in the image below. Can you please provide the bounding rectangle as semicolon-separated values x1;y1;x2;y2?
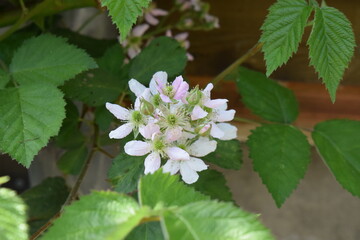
308;6;355;102
0;83;66;167
247;124;311;207
101;0;151;41
126;222;164;240
312;120;360;197
237;67;299;123
260;0;312;76
0;188;28;240
10;34;97;86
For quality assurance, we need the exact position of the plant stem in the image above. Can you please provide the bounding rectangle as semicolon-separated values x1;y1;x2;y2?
96;147;115;159
233;116;263;125
139;216;161;224
212;42;263;86
76;10;102;33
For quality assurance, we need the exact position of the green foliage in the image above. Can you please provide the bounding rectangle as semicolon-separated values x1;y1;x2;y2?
10;34;97;86
247;124;311;207
95;105;115;131
101;0;151;41
130;37;187;84
41;191;150;240
312;120;360;197
203;139;242;170
0;69;10;89
237;67;299;123
97;44;125;75
308;6;355;102
139;170;209;208
260;0;312;76
162;201;275;240
192;169;233;202
0;176;10;185
20;177;69;235
108;153;145;193
0;84;65;167
0;187;28;240
126;222;164;240
57;145;88;175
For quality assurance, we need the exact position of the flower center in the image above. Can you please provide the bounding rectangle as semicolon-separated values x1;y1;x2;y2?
153;139;165;151
166;114;178;126
131;111;143;124
152;94;162;107
163;85;174;97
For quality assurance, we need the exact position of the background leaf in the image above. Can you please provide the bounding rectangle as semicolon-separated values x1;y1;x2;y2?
0;83;66;167
95;105;115;131
126;222;164;240
237;67;299;123
57;145;88;175
247;124;311;207
0;69;10;88
260;0;312;76
129;37;187;84
97;44;125;75
312;120;360;197
308;6;355;102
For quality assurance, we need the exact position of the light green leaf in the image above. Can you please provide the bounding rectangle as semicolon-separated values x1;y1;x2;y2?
0;176;10;185
57;145;88;175
192;169;233;202
108;153;145;194
0;83;66;167
0;188;28;240
41;191;150;240
101;0;151;41
10;34;97;86
130;37;187;84
237;67;299;123
20;177;69;235
126;222;164;240
162;201;275;240
260;0;312;76
308;6;355;102
203;139;242;170
247;124;311;207
0;69;10;89
312;120;360;197
139;170;209;208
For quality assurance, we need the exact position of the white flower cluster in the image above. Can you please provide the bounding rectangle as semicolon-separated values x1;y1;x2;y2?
106;71;237;184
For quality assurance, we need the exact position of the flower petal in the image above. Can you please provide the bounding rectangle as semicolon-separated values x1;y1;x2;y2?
165;127;183;142
150;71;168;95
202;83;213;98
173;77;189;100
210;122;224;139
151;8;168;16
106;102;130;120
213;109;236;122
124;141;151;156
188;137;217;157
191;105;208;120
145;13;159;25
139;122;160;139
144;152;161;174
204;99;228;109
128;79;146;97
132;24;149;37
109;122;133;139
180;162;199;184
188;157;208;171
165;147;190;161
217;123;238;140
163;160;180;175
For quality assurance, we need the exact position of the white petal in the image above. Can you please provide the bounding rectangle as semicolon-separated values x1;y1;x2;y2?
106;102;130;120
202;83;213;98
217;123;238;140
132;24;149;37
144;152;161;174
165;147;190;161
163;160;180;175
180;162;199;184
139;122;160;139
129;79;146;97
124;141;151;156
210;122;224;139
188;137;217;157
151;8;168;16
145;13;159;25
217;102;228;111
165;127;183;142
109;123;133;139
213;109;236;122
204;99;228;109
150;71;168;95
191;105;208;120
188;157;208;171
175;32;189;41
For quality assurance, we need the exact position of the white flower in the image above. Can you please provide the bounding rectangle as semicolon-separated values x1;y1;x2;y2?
121;24;149;59
163;157;207;184
144;4;168;25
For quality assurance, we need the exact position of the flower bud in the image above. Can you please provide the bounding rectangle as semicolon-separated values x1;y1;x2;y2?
186;86;202;105
196;123;211;137
140;99;155;115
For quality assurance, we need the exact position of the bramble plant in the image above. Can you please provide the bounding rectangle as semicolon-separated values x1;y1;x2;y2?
0;0;359;239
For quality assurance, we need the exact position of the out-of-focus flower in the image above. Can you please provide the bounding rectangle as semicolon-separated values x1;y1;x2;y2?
121;24;149;59
166;30;194;61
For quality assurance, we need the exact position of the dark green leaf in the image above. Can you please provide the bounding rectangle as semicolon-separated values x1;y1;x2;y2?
95;105;116;131
97;44;125;75
57;145;88;175
0;69;10;89
247;124;311;207
237;67;299;123
126;222;164;240
312;120;360;197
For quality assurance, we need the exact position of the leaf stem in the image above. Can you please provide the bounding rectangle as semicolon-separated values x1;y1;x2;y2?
95;147;114;159
212;42;263;86
76;10;102;33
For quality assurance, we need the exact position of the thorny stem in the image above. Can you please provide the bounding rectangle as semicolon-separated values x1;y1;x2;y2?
212;42;263;86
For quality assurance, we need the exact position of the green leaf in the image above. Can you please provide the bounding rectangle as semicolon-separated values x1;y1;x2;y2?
41;191;150;240
0;176;10;185
101;0;151;41
20;177;69;235
108;153;145;194
308;6;355;102
162;201;275;240
260;0;312;76
10;34;97;86
247;124;311;207
130;37;187;84
57;145;88;175
0;69;10;89
203;139;242;170
126;222;164;240
95;105;115;131
312;120;360;197
0;83;66;167
139;170;209;208
97;44;125;75
192;169;233;202
0;188;28;240
237;67;299;123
